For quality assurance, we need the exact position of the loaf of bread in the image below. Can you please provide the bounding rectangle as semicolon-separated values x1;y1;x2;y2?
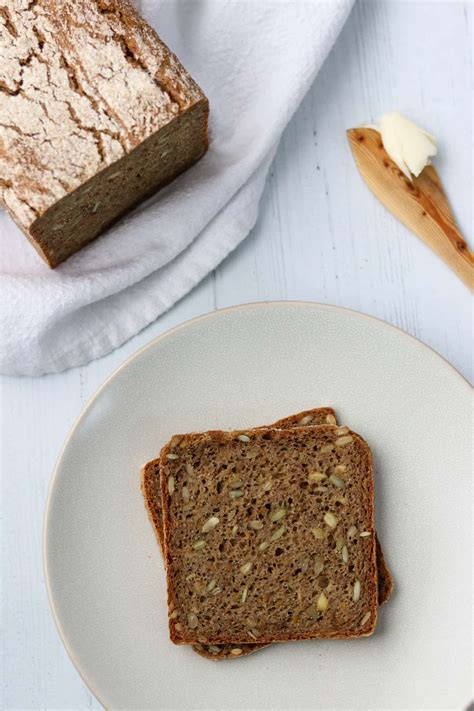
160;425;378;645
0;0;209;267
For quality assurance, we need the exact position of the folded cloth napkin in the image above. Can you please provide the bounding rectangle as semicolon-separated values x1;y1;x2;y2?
0;0;353;376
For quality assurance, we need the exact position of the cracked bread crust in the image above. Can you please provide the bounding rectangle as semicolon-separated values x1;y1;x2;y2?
160;425;378;646
0;0;208;265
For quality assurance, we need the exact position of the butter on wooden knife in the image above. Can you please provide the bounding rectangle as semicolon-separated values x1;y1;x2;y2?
347;112;473;291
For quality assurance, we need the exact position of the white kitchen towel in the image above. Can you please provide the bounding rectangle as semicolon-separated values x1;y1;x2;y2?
0;0;353;376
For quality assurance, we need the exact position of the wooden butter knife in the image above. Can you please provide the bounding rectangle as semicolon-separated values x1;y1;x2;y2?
347;127;473;291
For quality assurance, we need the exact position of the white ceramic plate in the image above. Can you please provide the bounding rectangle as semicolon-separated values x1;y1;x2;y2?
44;302;472;710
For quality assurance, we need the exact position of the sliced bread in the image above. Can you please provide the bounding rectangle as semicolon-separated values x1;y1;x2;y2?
160;425;378;645
141;408;393;659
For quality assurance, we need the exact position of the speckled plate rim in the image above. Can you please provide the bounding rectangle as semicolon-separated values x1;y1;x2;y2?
43;300;471;709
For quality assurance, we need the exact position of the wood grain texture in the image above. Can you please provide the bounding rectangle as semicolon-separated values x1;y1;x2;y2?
2;2;472;709
347;127;473;290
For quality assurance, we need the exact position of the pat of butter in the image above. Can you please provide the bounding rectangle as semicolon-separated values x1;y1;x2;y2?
370;112;437;180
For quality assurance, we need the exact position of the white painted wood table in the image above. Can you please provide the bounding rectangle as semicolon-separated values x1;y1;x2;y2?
2;2;472;709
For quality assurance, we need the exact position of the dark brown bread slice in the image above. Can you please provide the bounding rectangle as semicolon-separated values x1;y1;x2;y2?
142;415;393;659
141;406;392;602
142;409;393;659
161;425;378;645
1;0;208;266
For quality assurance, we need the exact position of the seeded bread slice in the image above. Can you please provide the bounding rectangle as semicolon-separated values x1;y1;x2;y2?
142;409;392;659
161;425;378;645
142;451;392;604
143;457;391;661
141;408;393;603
